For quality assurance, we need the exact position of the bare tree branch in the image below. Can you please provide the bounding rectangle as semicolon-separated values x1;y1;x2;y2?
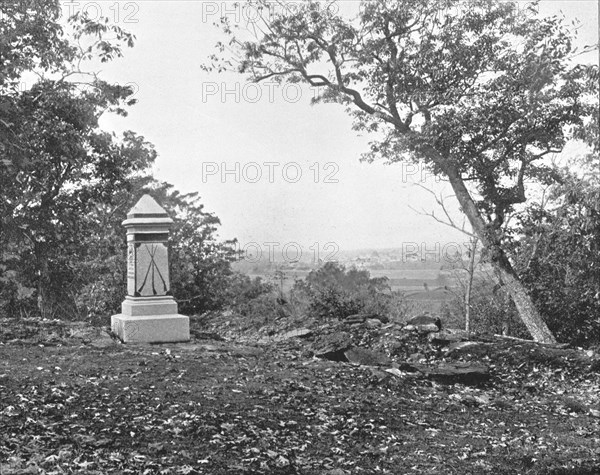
409;183;476;237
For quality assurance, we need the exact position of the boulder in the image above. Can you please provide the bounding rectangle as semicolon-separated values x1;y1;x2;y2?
345;313;390;325
404;314;441;333
385;367;419;379
265;328;313;343
71;323;118;346
312;332;353;361
344;347;391;366
371;314;390;324
89;329;118;348
369;367;392;383
385;368;406;378
365;318;383;329
404;323;440;333
406;314;440;325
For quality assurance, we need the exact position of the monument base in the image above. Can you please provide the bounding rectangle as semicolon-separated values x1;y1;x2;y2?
122;295;178;316
111;314;190;343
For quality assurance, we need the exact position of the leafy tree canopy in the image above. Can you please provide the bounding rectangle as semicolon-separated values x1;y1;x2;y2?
0;1;238;321
511;155;600;346
208;0;598;342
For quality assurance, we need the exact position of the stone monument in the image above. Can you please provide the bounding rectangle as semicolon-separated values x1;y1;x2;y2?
111;194;190;343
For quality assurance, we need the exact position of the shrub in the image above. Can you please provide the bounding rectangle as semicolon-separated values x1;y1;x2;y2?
294;262;408;321
441;277;529;338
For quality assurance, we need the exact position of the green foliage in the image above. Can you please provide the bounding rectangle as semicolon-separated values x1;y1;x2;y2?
442;279;529;338
511;161;600;347
442;156;600;347
233;291;288;328
0;2;239;323
0;1;151;318
157;184;239;316
294;262;407;321
225;272;274;311
0;1;70;91
217;272;290;333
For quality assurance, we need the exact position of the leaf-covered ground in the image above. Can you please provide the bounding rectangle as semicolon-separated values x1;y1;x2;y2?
1;317;599;474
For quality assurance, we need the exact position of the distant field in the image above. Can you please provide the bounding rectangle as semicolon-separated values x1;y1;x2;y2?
245;271;310;293
245;268;453;284
244;268;458;317
232;253;493;324
369;269;442;280
404;288;452;299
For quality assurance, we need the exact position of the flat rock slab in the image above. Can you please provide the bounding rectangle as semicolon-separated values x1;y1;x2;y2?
429;329;471;344
89;330;119;348
261;328;313;344
281;328;313;339
312;332;353;361
344;347;391;366
345;313;390;325
408;362;490;384
406;314;441;328
404;323;440;333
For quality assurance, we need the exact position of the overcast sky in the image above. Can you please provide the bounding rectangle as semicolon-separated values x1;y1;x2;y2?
80;0;599;254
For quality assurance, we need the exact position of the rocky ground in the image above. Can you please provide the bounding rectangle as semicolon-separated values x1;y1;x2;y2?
0;315;599;474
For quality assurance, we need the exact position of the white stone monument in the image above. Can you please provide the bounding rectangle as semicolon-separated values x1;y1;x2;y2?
111;194;190;343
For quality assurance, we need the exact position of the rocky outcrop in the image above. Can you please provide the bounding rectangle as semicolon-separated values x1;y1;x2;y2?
344;314;390;325
311;332;354;361
403;314;442;333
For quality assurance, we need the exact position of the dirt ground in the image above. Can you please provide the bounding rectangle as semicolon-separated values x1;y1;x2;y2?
1;316;599;474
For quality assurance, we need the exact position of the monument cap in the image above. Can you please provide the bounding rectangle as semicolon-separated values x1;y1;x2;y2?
123;194;173;227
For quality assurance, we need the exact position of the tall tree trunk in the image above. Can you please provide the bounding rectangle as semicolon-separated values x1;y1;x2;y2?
442;164;556;343
493;252;556;342
35;243;54;319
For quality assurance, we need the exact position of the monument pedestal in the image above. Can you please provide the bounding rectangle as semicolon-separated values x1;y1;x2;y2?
111;314;189;343
110;194;190;344
111;296;189;343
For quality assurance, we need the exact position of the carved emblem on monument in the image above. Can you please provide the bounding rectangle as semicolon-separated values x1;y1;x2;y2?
136;242;170;296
